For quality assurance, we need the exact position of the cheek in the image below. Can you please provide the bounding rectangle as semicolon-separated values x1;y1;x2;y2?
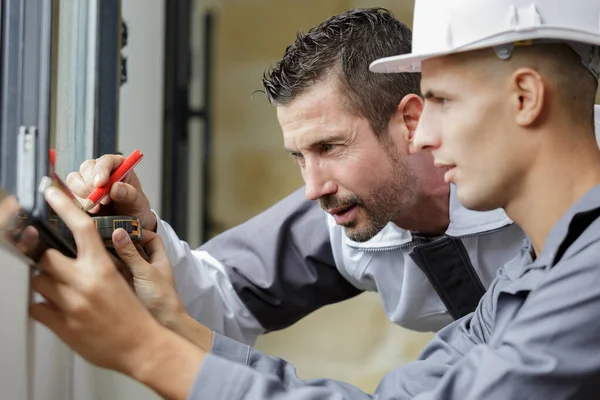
334;161;370;187
328;153;385;191
443;114;491;161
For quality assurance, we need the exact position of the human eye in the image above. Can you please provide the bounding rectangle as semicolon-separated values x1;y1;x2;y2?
289;151;305;166
322;143;337;153
424;91;449;106
430;96;448;106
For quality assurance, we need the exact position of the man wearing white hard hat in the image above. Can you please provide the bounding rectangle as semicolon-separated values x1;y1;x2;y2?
20;1;600;399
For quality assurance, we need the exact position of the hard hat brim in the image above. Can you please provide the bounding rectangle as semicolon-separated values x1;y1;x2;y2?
370;28;600;74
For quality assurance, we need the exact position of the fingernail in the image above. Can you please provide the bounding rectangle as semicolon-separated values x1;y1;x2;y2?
117;186;126;200
94;174;104;187
113;228;129;245
44;186;60;199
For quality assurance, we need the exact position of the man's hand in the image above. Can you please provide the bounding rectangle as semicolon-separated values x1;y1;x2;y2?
66;154;157;231
28;186;203;399
112;229;185;326
112;229;214;352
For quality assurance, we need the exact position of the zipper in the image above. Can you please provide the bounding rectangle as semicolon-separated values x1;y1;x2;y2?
360;239;427;253
445;223;513;239
355;224;514;253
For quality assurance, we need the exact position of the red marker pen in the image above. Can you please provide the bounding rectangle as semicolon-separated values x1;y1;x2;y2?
81;149;144;212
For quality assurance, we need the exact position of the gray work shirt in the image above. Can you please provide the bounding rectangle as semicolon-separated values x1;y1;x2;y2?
188;183;600;399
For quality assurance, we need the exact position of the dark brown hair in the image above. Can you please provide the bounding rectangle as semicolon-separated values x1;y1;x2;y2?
262;8;420;136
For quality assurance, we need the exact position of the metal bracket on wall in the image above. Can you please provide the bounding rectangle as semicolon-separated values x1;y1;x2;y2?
16;126;37;212
162;1;214;243
94;0;122;157
1;0;53;219
120;20;128;85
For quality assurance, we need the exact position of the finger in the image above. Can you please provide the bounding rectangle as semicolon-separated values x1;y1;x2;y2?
15;226;39;254
134;244;150;262
140;232;174;282
108;182;155;230
87;204;101;214
92;154;125;188
138;230;159;246
66;171;94;198
120;169;141;188
111;252;135;288
44;187;104;258
78;159;96;178
39;249;77;283
29;302;65;335
142;232;169;265
31;272;72;309
0;197;20;235
0;194;19;212
0;195;20;226
78;160;100;193
112;229;153;279
109;182;140;205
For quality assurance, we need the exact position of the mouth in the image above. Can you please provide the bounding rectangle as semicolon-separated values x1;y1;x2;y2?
433;160;455;169
443;165;457;183
327;204;353;215
327;204;359;225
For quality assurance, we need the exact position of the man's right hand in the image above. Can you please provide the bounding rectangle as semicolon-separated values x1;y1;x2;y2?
113;229;214;352
67;154;158;232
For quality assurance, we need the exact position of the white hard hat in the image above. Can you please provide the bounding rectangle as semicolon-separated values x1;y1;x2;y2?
370;0;600;78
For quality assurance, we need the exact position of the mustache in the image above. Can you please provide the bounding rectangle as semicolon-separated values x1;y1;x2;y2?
319;194;364;210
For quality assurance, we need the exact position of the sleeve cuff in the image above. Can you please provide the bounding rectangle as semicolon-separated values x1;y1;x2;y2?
153;211;182;262
211;331;252;365
189;353;251;400
153;210;168;237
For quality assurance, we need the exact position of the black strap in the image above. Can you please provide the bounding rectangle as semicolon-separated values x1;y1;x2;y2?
553;206;600;266
410;237;486;320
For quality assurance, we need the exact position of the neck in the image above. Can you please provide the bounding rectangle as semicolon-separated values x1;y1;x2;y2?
506;131;600;256
392;164;450;235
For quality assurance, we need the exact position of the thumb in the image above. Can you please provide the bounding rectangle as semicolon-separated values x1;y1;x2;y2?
110;182;155;231
110;182;147;215
112;229;152;279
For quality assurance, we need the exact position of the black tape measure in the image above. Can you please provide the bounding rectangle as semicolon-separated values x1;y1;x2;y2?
48;215;143;244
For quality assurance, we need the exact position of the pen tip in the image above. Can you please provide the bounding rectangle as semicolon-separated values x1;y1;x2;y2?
80;199;94;212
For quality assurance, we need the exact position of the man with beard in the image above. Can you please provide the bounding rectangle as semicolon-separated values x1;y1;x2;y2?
67;8;528;347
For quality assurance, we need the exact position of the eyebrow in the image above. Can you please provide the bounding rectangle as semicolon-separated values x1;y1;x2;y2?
284;134;347;154
423;90;435;100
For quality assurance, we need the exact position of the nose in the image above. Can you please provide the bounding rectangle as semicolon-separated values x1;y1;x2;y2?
412;112;441;154
302;161;337;201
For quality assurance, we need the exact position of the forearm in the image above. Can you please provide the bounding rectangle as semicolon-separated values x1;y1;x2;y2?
129;326;205;400
156;216;265;344
167;311;214;352
132;323;374;400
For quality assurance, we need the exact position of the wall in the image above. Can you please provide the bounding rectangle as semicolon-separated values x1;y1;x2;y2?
118;0;165;212
0;245;32;399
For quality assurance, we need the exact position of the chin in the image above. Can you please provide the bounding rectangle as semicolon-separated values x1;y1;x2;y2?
344;228;375;243
343;219;386;243
456;187;499;212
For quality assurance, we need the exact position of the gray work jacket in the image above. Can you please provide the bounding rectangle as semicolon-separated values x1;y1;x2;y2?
188;184;600;399
159;185;525;344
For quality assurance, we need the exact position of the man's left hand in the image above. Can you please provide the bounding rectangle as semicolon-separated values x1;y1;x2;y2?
28;185;203;400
